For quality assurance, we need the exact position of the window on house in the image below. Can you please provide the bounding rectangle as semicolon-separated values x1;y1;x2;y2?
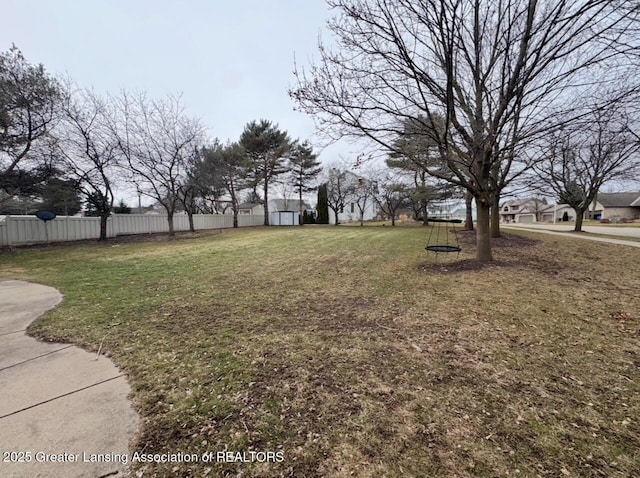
351;203;355;213
512;205;519;210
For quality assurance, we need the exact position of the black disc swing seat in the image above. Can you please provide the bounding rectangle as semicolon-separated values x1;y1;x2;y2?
425;218;463;254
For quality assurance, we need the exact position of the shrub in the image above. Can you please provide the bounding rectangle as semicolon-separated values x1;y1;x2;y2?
302;210;316;225
316;184;330;224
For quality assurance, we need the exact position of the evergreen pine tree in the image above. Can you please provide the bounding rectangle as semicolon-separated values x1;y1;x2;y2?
317;183;329;224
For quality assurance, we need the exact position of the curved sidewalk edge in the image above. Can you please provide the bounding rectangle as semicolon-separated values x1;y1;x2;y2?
501;226;640;248
0;279;139;478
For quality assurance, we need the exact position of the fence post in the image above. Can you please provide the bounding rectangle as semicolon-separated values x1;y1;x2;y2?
7;215;13;246
2;215;10;246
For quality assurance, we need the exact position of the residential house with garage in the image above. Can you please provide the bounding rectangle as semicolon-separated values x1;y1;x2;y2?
500;198;551;223
586;192;640;221
500;198;577;223
236;202;263;215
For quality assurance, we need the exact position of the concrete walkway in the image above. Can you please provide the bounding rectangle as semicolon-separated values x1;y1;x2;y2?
503;223;640;238
0;279;138;478
502;225;640;248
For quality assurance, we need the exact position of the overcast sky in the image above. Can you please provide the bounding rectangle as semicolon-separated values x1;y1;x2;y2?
2;0;360;167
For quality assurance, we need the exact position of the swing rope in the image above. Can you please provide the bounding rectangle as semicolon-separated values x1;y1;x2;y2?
425;218;462;254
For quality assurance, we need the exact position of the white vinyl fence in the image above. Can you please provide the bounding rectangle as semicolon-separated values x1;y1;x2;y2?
0;213;265;246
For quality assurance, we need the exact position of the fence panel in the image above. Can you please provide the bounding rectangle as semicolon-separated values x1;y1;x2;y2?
0;215;103;245
111;214;169;235
193;214;234;229
0;214;266;246
238;214;265;227
0;217;8;246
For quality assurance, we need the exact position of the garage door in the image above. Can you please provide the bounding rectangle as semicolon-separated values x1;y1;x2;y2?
519;215;534;223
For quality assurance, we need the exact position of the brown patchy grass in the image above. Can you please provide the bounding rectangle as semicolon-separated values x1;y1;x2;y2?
1;226;639;477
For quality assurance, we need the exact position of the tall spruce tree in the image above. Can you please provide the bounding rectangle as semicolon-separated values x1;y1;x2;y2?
289;140;322;225
1;46;61;204
239;120;291;225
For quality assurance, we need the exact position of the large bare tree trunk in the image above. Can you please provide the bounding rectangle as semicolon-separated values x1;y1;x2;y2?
574;209;585;232
490;194;501;238
233;210;239;228
99;213;109;241
167;213;175;236
465;191;473;231
187;211;195;232
476;200;493;262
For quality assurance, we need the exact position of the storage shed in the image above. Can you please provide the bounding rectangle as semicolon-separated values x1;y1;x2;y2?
270;211;298;226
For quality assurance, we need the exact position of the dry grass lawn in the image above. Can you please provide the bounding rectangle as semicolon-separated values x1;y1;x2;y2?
0;226;638;477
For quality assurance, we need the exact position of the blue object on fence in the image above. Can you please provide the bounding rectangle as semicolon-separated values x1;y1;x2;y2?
35;210;57;222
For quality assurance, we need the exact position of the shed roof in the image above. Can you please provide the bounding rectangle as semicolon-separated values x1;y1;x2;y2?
270;199;311;211
238;202;261;209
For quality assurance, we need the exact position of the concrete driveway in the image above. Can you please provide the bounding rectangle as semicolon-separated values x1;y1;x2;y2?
0;279;138;478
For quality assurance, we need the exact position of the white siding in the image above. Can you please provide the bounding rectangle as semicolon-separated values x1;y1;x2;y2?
329;201;378;224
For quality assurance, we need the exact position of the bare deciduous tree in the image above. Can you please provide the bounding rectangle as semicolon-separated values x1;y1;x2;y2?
111;91;206;235
373;171;409;227
291;0;640;261
352;172;376;226
534;106;640;231
177;164;201;233
202;141;248;228
326;165;357;225
54;86;121;240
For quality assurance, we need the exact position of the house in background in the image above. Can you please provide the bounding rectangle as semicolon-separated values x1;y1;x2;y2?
236;202;262;215
269;199;312;213
329;200;378;224
499;198;579;223
429;201;477;221
540;204;575;222
587;192;640;221
328;189;379;224
501;198;539;223
328;172;379;224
